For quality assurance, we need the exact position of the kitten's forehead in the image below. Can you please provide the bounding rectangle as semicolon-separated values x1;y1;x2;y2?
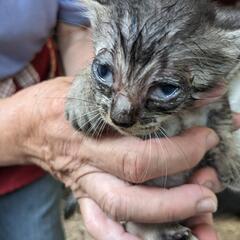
91;0;240;94
93;0;214;52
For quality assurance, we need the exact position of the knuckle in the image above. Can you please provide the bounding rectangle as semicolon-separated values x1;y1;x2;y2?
122;151;146;183
100;191;127;221
100;191;121;218
41;144;54;163
163;207;178;223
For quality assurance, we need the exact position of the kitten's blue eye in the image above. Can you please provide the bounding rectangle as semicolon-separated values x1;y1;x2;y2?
161;84;179;98
93;61;113;88
150;84;180;102
97;64;110;79
146;83;183;111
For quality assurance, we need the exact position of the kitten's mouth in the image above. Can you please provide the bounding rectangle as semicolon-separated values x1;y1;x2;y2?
122;126;165;138
101;112;167;138
109;120;164;138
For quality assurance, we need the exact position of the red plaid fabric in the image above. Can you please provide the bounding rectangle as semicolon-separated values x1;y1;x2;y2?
0;65;40;98
0;39;57;98
0;39;58;195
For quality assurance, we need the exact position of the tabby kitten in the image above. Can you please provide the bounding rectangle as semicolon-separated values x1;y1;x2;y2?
65;0;240;239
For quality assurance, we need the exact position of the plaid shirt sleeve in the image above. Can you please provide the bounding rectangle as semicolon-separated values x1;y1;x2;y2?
0;65;40;98
0;39;56;99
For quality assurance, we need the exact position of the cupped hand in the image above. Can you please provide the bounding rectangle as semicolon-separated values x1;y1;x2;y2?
8;77;222;240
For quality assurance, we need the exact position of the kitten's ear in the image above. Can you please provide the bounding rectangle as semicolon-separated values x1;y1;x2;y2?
214;5;240;30
80;0;111;25
81;0;111;9
88;0;111;4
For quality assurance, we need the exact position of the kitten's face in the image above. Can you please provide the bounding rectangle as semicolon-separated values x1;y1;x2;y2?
85;0;240;136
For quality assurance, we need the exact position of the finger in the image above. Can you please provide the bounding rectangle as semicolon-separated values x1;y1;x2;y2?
186;214;219;240
79;170;218;223
233;112;240;130
189;167;223;193
193;224;219;240
186;213;214;227
80;198;140;240
85;127;219;183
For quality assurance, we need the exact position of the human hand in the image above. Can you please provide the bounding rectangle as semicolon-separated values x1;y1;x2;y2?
2;76;221;239
80;168;222;240
78;166;222;240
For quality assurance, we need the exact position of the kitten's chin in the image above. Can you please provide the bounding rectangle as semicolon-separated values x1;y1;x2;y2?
107;120;164;138
102;114;167;138
122;126;166;139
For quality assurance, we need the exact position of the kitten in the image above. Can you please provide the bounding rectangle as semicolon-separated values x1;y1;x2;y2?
65;0;240;239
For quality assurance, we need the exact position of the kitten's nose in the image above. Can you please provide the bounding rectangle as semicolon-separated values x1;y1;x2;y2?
110;94;136;128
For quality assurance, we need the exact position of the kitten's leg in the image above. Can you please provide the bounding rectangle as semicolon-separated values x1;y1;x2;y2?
206;99;240;191
126;222;198;240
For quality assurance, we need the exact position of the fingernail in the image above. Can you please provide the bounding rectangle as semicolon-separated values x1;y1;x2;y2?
196;198;217;214
202;180;224;193
206;131;219;150
203;181;215;192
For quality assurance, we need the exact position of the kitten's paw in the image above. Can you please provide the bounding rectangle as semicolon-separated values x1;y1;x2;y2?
205;138;240;192
167;229;190;240
126;222;198;240
215;152;240;192
164;226;197;240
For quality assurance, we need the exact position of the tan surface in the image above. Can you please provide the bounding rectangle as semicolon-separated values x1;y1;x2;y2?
215;216;240;240
64;213;92;240
64;213;240;240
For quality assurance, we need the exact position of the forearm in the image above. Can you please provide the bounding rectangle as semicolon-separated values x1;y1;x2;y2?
57;23;94;76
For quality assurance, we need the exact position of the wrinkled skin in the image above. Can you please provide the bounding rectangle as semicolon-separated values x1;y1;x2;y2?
1;77;220;240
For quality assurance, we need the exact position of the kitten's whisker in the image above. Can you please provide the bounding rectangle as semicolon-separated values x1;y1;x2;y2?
68;109;102;123
157;128;205;195
136;134;150;183
158;127;191;174
154;131;168;189
86;119;100;137
66;97;97;105
140;133;152;183
77;112;102;131
89;117;104;138
96;120;107;140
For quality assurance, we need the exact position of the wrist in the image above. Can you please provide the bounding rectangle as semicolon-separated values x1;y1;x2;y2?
0;97;30;165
